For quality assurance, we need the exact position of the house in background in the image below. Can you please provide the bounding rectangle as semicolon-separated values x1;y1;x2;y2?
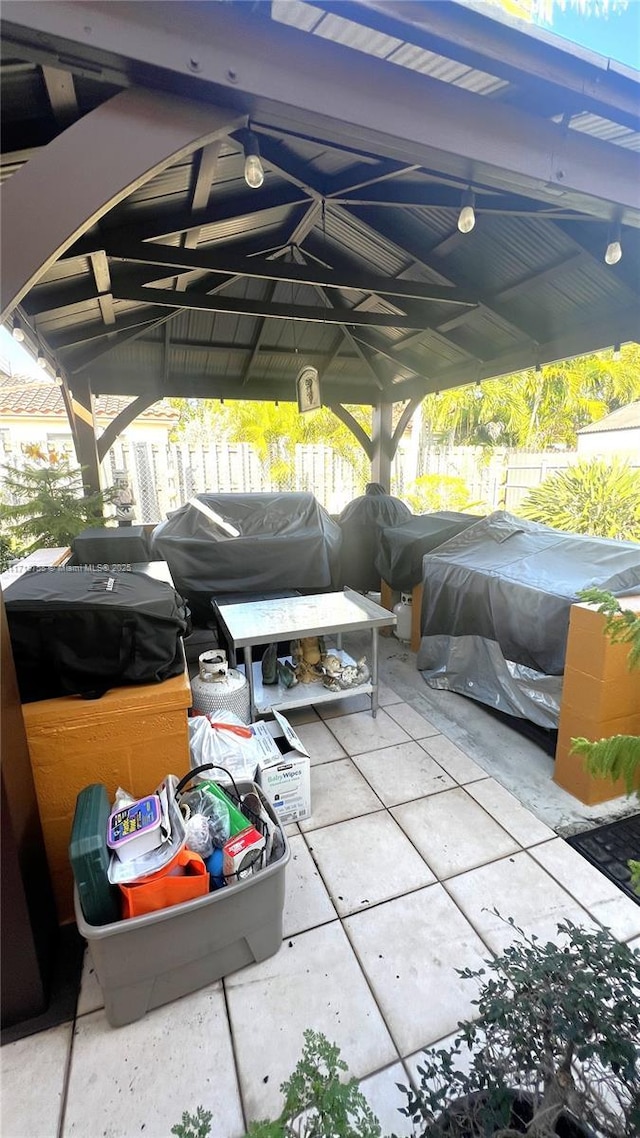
577;402;640;460
0;369;179;519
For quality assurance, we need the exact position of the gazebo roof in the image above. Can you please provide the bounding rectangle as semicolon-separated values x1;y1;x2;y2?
1;0;639;409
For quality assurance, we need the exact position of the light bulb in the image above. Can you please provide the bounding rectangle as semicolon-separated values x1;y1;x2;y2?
244;153;264;189
12;319;25;342
457;188;476;234
37;347;47;369
604;240;622;265
54;370;63;386
243;131;264;189
458;204;475;234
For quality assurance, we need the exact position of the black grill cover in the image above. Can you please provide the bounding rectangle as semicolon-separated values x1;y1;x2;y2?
376;512;482;591
337;485;412;591
5;567;189;702
150;492;341;619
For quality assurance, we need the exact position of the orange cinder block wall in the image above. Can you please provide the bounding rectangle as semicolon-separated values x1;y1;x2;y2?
554;597;640;805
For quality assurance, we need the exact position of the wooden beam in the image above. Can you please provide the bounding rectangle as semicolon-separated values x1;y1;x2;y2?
41;66;79;130
67;184;306;257
392;303;640;400
327;404;373;459
110;283;434;329
5;3;638;221
241;281;277;386
104;237;477;305
48;307;169;351
97;395;156;462
84;371;380;406
68;310;180;373
1;86;244;317
184;140;222;251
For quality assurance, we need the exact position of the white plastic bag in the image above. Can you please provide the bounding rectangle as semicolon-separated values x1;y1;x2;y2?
188;711;261;782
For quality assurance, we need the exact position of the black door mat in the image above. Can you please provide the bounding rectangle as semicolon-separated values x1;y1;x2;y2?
1;923;84;1045
567;814;640;905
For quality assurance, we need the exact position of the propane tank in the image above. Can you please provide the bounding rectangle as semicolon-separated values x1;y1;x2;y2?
189;650;251;723
393;593;413;642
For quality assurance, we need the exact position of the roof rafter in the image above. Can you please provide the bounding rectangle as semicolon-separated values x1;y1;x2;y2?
65;183;307;258
102;237;477;306
109;283;432;329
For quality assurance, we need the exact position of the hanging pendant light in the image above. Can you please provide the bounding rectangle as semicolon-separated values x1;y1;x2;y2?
243;131;264;189
604;222;622;265
12;316;25;342
457;188;476;234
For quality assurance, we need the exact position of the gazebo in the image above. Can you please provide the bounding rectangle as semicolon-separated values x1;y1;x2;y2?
2;0;639;497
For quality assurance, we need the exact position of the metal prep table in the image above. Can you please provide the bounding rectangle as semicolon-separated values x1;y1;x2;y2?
214;587;396;719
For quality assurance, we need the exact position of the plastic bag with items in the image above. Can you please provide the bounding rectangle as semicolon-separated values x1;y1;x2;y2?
188;711;262;782
180;782;231;859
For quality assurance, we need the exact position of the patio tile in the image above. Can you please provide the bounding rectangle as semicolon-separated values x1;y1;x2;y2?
1;1022;71;1138
298;758;383;832
321;707;411;756
392;788;519;879
384;701;440;740
360;1062;415;1136
225;921;396;1123
344;885;488;1057
284;821;300;838
317;681;402;717
281;705;320;725
307;812;435;916
353;741;455;807
445;850;596;953
419;735;488;784
76;950;104;1016
316;692;374;718
529;838;640;942
64;986;244;1138
283;833;337;936
465;778;556;847
291;718;347;766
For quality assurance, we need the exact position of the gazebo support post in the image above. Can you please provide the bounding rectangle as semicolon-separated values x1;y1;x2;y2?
371;402;393;491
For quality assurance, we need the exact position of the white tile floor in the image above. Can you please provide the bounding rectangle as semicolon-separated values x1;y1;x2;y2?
3;678;639;1138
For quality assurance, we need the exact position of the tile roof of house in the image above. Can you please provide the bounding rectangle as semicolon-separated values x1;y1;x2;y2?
0;372;178;420
578;401;640;434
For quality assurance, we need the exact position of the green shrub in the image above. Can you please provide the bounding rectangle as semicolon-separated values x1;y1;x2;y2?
519;458;640;541
405;473;482;515
0;451;114;557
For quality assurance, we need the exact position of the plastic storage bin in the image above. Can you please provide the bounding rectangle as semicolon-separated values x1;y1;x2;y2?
75;782;290;1026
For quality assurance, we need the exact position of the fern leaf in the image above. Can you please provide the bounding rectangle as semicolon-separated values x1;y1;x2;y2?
571;736;640;797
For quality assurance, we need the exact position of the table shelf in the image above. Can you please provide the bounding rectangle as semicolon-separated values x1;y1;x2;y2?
240;650;372;716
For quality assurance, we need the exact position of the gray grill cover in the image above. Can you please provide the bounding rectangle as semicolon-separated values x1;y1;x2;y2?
417;511;640;727
150;492;341;602
338;486;411;592
376;512;482;591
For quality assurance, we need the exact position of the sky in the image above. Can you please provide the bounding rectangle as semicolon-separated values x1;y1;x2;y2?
0;327;47;379
538;1;640;68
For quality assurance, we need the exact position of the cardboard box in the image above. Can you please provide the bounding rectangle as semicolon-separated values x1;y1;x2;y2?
253;710;311;824
222;826;266;881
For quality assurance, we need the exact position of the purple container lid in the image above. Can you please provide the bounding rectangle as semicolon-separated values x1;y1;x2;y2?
107;794;162;850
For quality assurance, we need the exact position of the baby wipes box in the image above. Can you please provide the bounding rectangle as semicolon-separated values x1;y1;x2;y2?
254;710;311;824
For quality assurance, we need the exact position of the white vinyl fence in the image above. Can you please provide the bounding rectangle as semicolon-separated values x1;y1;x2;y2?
3;432;636;526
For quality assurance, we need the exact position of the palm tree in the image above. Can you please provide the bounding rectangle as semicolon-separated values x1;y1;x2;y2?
423;346;640;451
